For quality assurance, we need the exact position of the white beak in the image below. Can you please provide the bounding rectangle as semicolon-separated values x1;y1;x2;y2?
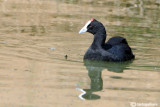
79;20;91;34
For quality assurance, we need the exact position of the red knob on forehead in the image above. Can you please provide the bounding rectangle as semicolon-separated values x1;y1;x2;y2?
90;18;94;22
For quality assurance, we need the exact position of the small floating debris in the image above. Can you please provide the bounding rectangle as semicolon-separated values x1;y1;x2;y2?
65;55;68;59
24;69;31;72
75;83;79;87
13;68;18;71
49;48;56;50
1;41;7;44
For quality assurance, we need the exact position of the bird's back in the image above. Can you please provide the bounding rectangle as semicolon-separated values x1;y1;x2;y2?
103;36;135;61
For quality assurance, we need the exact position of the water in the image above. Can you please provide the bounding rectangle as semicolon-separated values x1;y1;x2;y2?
0;0;160;107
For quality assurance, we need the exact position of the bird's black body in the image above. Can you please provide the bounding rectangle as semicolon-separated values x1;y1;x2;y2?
80;19;135;62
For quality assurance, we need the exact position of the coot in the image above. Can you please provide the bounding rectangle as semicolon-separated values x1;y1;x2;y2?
79;18;135;62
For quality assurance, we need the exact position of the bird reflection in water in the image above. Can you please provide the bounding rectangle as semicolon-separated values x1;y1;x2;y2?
76;60;133;100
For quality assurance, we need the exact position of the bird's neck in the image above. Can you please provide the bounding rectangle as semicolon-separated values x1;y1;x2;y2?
91;28;106;49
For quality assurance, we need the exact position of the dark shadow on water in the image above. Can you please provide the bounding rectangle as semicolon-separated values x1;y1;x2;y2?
77;60;133;100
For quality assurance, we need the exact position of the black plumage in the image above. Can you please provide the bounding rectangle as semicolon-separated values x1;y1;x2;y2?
79;19;135;62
